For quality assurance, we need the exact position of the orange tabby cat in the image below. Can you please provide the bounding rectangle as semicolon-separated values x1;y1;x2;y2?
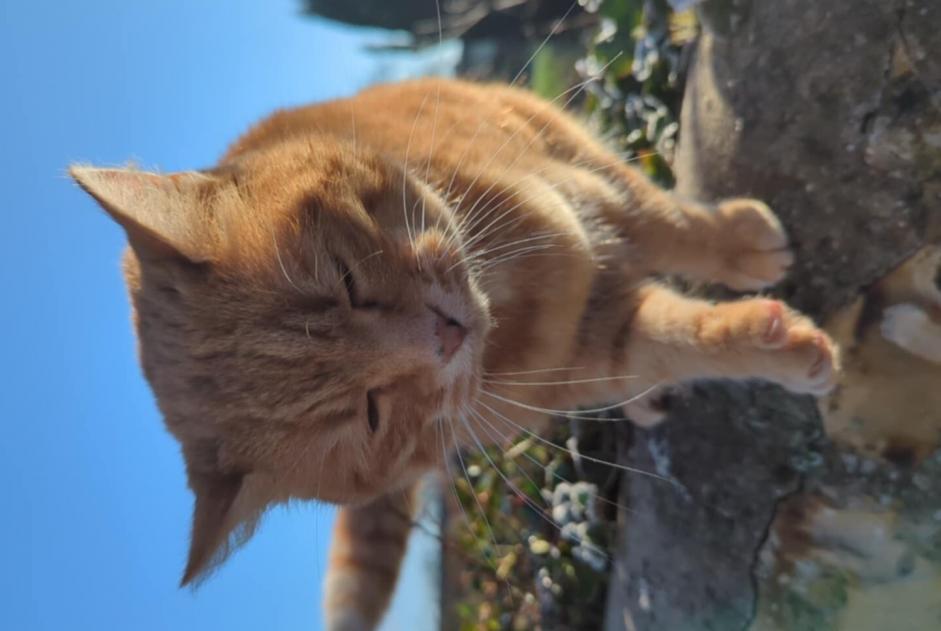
71;78;838;631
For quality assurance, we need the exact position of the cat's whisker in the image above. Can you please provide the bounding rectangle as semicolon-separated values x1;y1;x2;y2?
474;247;576;272
432;204;469;266
446;414;502;550
455;54;623;236
460;412;554;521
443;124;643;266
409;194;426;249
271;234;302;292
474;400;675;485
460;409;610;561
435;417;509;591
444;413;524;605
420;4;444;242
438;118;490;254
474;244;560;270
471;409;638;517
481;385;664;421
450;233;562;274
466;248;559;276
439;1;585;251
458;157;632;260
461;177;566;250
460;150;646;254
508;0;580;87
460;213;532;255
448;30;600;247
472;230;563;255
448;233;562;273
466;230;563;260
437;417;476;535
485;366;587;377
453;58;621;238
402;93;431;257
482;374;638;387
434;110;511;256
448;199;562;268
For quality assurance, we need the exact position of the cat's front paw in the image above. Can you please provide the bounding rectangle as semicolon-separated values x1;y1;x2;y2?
711;199;794;291
746;300;841;395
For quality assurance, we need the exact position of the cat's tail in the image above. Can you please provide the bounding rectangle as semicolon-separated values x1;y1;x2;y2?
323;486;417;631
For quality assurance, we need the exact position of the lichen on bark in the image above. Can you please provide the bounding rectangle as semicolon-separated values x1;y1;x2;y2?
603;1;941;630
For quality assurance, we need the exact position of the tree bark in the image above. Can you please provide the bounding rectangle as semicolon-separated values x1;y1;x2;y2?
604;1;941;630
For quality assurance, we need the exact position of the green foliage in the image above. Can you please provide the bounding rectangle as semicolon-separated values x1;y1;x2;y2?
450;426;615;630
581;0;696;185
530;47;571;103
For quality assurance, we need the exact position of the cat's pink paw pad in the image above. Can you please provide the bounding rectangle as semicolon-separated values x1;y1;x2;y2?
760;300;789;348
782;328;840;395
808;334;833;379
722;299;789;348
729;298;841;395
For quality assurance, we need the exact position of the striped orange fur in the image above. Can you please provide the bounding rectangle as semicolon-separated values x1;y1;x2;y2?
71;78;839;630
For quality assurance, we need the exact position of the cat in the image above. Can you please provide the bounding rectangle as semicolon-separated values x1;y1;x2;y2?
71;78;839;631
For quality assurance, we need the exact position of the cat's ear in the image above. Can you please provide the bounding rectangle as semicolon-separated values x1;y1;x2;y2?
179;438;271;586
69;165;218;263
180;473;245;586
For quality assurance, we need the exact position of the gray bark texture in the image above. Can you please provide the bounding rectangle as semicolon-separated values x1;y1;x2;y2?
604;1;941;630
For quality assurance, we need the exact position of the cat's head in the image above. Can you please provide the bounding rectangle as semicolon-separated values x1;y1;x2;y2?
71;138;490;583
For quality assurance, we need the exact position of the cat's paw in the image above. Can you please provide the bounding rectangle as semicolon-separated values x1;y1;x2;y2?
711;199;793;291
708;299;840;395
748;300;840;395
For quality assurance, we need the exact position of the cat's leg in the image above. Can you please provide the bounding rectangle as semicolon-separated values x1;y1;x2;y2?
483;85;792;291
597;169;794;291
633;195;793;291
618;284;839;425
323;486;416;631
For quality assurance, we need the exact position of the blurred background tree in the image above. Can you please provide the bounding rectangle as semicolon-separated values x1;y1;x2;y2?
303;0;593;78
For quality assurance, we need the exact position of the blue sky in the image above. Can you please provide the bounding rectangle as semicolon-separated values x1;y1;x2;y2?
0;1;443;629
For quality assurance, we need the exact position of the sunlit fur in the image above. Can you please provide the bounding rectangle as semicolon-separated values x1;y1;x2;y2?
72;78;839;630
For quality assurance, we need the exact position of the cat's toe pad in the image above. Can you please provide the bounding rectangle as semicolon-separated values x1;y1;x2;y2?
698;299;791;348
718;299;840;395
757;300;789;348
714;199;793;291
774;325;840;396
719;199;788;249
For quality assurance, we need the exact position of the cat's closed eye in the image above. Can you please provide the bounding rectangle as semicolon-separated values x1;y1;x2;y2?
335;256;385;311
335;258;358;306
366;390;379;433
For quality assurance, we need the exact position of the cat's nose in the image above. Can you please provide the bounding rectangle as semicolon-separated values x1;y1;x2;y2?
434;310;466;362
